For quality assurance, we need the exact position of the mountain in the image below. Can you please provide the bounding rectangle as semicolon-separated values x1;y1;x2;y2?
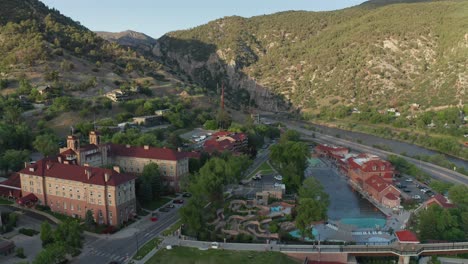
155;0;468;113
0;0;165;98
96;30;157;54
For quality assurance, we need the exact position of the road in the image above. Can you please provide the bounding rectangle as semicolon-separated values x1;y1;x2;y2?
274;118;468;185
75;203;182;264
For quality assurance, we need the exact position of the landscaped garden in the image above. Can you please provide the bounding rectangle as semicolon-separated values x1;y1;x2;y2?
146;246;299;264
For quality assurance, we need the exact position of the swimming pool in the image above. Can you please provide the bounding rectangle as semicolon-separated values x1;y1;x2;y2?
341;218;386;229
270;206;282;212
289;229;319;241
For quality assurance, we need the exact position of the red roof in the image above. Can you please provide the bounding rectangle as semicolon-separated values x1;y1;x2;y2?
395;230;420;243
384;192;398;200
109;143;188;161
17;193;38;205
427;194;455;209
0;173;22;198
365;175;390;193
19;159;136;187
203;132;247;153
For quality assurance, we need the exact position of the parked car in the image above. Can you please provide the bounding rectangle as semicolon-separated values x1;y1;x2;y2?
173;199;184;204
274;183;283;187
166;204;175;209
274;175;283;181
403;189;411;193
150;212;158;222
412;195;421;200
182;193;192;197
405;178;413;182
211;242;219;249
421;188;429;193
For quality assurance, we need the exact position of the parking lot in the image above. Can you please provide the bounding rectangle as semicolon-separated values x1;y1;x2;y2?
236;172;284;199
394;177;433;203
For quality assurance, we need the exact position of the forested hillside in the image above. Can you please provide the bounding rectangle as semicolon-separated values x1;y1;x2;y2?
155;0;468;112
0;0;164;95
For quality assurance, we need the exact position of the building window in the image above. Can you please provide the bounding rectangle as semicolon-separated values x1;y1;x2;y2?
29;181;33;186
62;192;65;197
71;204;74;211
64;202;67;210
77;195;81;200
70;193;73;198
48;184;51;188
56;191;59;196
381;166;385;170
90;191;93;196
108;193;112;198
108;200;112;205
37;189;41;194
372;166;377;171
77;205;81;212
98;200;101;205
30;187;34;192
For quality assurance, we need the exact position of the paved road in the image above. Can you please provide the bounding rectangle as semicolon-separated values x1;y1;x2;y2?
270;118;467;185
75;203;182;264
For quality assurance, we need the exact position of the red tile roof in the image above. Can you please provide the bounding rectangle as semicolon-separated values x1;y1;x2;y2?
109;143;188;161
365;175;390;193
426;194;455;209
0;173;22;198
384;192;398;201
19;159;135;187
17;193;38;205
203;132;247;153
395;230;420;243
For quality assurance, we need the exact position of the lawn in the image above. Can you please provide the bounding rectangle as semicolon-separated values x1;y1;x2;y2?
146;247;299;264
0;198;13;205
141;197;172;210
133;237;162;260
161;220;182;237
248;160;274;178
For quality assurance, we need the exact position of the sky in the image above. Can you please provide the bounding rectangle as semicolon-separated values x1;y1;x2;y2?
41;0;365;38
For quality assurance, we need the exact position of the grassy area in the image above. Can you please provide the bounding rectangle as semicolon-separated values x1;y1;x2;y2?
141;197;172;211
0;198;13;205
161;220;182;237
248;160;274;178
133;237;162;260
146;247;299;264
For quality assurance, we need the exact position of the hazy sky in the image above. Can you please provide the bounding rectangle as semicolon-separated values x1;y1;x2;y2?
41;0;365;38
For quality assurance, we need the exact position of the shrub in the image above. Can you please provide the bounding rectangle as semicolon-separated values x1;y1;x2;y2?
19;228;39;236
16;247;26;258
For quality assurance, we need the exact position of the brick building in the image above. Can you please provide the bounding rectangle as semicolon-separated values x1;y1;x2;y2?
203;131;248;154
315;144;349;160
346;153;395;185
59;131;192;192
363;175;401;208
423;194;455;209
19;159;136;226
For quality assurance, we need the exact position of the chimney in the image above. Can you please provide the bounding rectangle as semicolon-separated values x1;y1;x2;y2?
144;145;149;150
84;163;90;167
58;156;62;163
104;172;110;182
24;162;28;168
85;169;92;180
46;163;51;170
113;166;120;173
177;147;182;152
126;144;130;148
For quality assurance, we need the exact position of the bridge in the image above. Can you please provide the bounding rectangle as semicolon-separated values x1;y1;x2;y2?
170;238;468;264
281;242;468;264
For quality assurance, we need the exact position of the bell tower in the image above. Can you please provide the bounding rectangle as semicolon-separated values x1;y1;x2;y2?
89;131;100;145
67;135;79;150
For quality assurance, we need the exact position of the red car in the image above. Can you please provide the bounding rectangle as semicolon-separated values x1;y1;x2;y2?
173;199;184;204
150;212;158;222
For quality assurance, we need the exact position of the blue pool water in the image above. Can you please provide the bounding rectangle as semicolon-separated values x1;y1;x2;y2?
270;206;282;212
289;229;319;241
341;218;386;229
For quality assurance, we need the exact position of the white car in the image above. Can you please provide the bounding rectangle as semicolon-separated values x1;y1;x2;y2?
421;188;429;193
405;178;413;182
412;195;421;200
211;242;219;249
274;175;283;181
274;183;283;187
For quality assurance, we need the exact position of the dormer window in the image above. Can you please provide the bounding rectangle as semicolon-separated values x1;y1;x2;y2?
372;166;377;171
381;166;385;170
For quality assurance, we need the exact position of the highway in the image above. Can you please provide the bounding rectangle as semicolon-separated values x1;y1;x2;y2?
275;118;468;185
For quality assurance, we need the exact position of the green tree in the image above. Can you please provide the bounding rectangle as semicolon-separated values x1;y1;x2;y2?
203;120;217;130
0;149;30;173
280;129;301;143
295;198;324;240
142;162;162;199
448;185;468;210
40;221;53;247
85;210;95;228
33;134;59;157
33;242;67;264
